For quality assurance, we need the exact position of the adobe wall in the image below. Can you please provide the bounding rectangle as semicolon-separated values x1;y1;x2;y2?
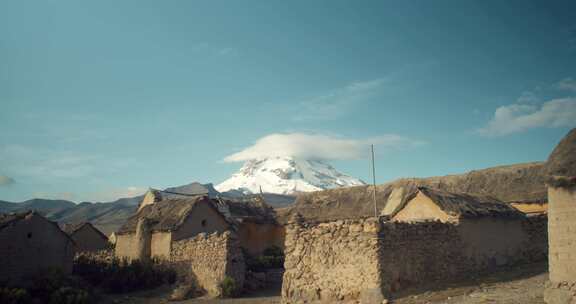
171;231;245;297
238;222;285;256
282;217;547;303
114;233;138;260
545;185;576;304
172;201;230;241
0;214;74;285
151;232;172;259
71;225;109;253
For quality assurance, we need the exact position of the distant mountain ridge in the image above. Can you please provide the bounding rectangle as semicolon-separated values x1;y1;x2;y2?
0;182;296;235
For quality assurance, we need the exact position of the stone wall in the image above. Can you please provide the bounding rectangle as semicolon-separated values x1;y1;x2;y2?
282;216;548;303
545;185;576;304
282;219;384;303
171;231;245;297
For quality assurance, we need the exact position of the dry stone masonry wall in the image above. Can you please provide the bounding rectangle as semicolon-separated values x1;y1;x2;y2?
282;216;548;303
282;219;384;303
170;231;245;297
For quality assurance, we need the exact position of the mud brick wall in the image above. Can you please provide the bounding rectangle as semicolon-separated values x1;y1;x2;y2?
545;185;576;304
171;231;245;297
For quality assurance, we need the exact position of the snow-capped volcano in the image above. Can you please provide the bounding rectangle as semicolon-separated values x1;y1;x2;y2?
216;156;365;195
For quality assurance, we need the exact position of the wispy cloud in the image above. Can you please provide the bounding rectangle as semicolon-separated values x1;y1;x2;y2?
477;98;576;137
0;175;15;186
558;78;576;92
223;132;424;162
293;78;388;121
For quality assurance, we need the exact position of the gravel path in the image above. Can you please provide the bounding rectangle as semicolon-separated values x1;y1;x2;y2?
107;263;547;304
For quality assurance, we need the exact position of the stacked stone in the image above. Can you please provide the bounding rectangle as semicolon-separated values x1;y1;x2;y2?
282;217;386;304
170;230;245;298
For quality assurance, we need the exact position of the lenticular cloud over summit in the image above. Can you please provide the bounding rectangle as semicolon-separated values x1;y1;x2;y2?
223;133;423;162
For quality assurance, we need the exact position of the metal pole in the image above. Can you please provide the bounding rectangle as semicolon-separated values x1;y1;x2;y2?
371;144;377;218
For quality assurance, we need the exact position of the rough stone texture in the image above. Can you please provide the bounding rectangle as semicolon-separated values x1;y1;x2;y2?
170;231;245;297
282;217;547;303
282;219;383;303
545;186;576;304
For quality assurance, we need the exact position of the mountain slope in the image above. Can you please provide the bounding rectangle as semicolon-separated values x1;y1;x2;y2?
281;162;547;223
216;156;365;195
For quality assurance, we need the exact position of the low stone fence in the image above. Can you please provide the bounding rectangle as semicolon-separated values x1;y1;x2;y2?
170;231;245;297
282;216;548;303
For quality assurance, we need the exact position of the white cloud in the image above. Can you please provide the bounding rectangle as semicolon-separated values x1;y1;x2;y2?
0;175;15;186
223;132;424;162
558;78;576;92
293;78;388;121
478;98;576;137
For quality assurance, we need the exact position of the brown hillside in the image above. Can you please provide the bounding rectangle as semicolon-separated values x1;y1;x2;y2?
281;162;546;223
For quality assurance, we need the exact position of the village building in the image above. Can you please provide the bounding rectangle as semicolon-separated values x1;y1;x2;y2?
281;187;547;303
544;128;576;304
115;195;232;260
0;211;75;285
61;222;109;253
390;186;525;223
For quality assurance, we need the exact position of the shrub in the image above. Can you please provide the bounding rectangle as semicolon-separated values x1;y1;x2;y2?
73;255;176;293
244;246;285;272
219;276;237;298
0;287;31;304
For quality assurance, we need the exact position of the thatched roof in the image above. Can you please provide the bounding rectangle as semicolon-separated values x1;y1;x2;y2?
61;222;108;240
117;196;220;235
117;195;276;235
0;211;75;243
546;128;576;186
404;187;525;219
0;211;31;230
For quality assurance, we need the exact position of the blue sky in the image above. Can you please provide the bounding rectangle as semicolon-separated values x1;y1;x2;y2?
1;0;576;202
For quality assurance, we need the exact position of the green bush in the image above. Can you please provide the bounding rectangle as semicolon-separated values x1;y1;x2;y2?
244;246;285;272
0;269;95;304
219;276;237;298
73;255;176;293
0;287;31;304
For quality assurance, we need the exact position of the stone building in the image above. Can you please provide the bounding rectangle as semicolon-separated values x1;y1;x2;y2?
0;211;75;285
544;128;576;304
282;188;547;303
115;195;231;260
115;193;282;296
61;222;110;253
390;186;524;223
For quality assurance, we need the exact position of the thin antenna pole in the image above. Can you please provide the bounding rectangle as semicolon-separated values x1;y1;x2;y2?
371;144;377;218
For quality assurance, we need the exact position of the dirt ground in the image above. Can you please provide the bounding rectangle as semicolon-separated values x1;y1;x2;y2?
107;263;547;304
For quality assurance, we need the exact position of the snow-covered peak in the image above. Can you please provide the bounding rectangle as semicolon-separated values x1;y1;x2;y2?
216;156;365;195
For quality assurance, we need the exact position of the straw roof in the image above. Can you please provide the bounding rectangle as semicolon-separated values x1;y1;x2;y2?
0;211;75;243
61;222;108;240
118;194;277;235
403;186;525;219
546;128;576;186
